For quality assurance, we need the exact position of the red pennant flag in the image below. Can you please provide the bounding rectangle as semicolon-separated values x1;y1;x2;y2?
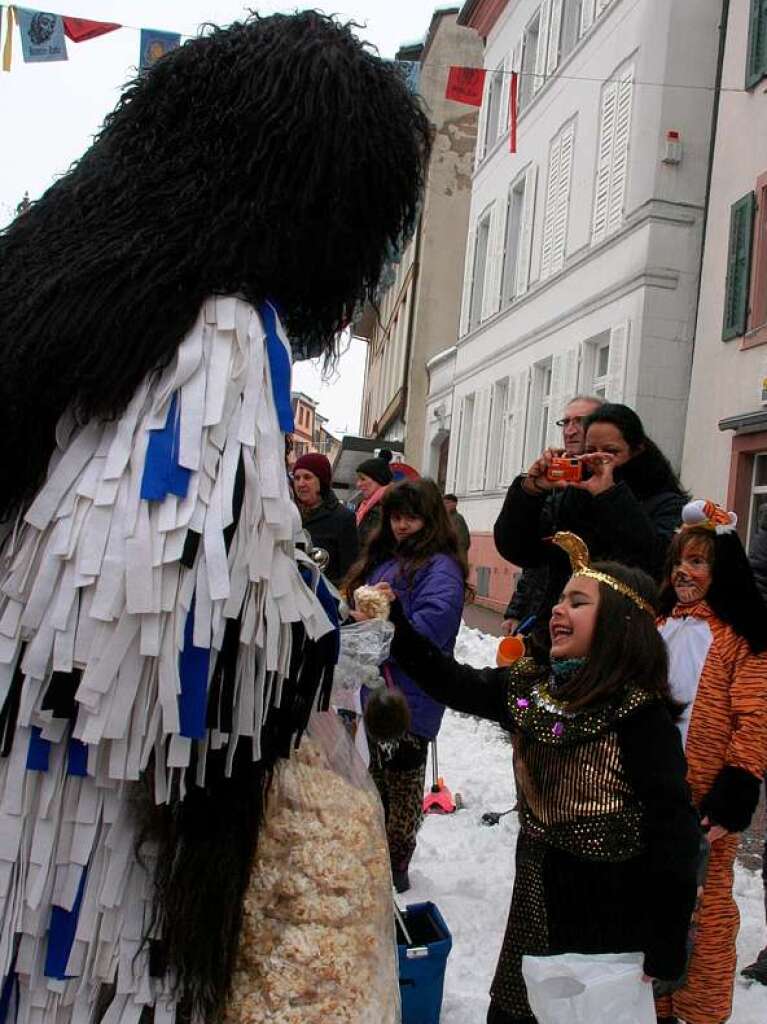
509;71;518;153
63;17;121;43
445;66;486;107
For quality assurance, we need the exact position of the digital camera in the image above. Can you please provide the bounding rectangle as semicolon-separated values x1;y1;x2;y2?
546;457;586;483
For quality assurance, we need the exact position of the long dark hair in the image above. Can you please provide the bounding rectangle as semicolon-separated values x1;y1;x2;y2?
553;562;676;714
0;12;431;518
345;478;469;597
584;404;687;500
659;527;767;654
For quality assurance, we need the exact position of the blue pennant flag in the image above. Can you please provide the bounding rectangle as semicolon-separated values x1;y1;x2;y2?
17;8;67;63
396;60;420;95
139;28;180;72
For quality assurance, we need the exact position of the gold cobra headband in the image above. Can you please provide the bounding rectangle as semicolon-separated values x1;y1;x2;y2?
552;532;656;617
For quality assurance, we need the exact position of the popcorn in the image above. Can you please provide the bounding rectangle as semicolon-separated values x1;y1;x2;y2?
353;585;391;620
224;738;398;1024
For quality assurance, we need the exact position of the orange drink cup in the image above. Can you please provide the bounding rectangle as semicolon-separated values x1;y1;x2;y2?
496;634;525;667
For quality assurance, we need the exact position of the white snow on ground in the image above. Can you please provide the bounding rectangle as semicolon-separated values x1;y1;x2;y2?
401;623;767;1023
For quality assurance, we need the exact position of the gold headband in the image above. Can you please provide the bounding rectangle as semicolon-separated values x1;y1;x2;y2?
552;532;656;617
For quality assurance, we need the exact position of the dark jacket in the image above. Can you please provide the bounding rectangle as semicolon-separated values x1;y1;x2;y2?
449;510;471;553
495;449;686;643
366;553;464;738
301;493;359;586
357;502;383;549
750;524;767;608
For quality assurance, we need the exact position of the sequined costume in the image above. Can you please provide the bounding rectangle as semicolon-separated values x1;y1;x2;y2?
388;606;699;1023
656;601;767;1024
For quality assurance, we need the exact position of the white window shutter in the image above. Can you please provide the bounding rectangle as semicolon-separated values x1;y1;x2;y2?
499;53;512;142
534;0;552;94
547;0;563;75
540;135;562;280
551;121;574;274
562;345;580;405
509;370;530;478
597;0;612;13
481;203;502;321
469;387;492;491
516;163;539;296
546;353;565;448
499;379;515;486
447;397;463;491
459;225;476;336
606;69;633;236
592;80;617;244
475;76;490;168
580;0;596;34
606;321;630;401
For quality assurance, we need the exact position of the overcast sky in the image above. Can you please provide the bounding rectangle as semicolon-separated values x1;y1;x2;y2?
0;0;449;436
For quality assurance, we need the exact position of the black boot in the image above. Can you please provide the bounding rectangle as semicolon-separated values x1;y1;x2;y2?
741;945;767;984
656;1017;679;1023
393;868;410;894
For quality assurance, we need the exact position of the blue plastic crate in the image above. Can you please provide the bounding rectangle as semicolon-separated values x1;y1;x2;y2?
397;901;452;1024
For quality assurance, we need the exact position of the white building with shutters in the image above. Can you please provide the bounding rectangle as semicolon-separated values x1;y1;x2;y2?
421;0;721;611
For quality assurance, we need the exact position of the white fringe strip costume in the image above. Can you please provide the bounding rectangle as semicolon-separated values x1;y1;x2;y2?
0;297;333;1024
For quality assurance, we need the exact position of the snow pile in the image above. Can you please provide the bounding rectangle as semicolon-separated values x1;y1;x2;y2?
403;622;767;1024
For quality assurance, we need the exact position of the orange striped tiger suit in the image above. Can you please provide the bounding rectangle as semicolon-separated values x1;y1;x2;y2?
656;601;767;1024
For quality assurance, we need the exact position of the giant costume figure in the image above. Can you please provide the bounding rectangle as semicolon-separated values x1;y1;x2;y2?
0;14;430;1023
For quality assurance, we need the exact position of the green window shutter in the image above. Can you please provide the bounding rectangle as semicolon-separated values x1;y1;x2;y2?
722;192;756;341
746;0;767;89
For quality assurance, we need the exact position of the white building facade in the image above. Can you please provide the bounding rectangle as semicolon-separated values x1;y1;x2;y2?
682;0;767;547
423;0;721;610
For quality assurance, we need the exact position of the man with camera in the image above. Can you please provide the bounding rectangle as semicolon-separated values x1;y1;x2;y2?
500;395;602;635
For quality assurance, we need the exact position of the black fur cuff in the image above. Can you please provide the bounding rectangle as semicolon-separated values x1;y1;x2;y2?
699;765;762;833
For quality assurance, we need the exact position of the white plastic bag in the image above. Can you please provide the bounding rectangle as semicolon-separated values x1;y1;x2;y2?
332;619;395;694
521;952;655;1024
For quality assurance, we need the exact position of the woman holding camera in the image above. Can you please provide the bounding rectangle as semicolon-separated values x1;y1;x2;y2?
359;534;700;1024
494;403;686;651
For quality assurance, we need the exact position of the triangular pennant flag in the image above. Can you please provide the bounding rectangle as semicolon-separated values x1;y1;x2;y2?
16;8;67;63
445;65;486;106
139;28;180;72
509;71;518;153
396;59;420;95
63;17;120;43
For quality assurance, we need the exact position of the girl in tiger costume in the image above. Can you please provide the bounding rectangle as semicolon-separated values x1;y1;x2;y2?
656;499;767;1024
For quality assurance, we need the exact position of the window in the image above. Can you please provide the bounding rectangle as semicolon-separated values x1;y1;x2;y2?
519;11;540;112
484;64;505;152
469;212;492;330
525;360;553;463
560;0;583;61
748;172;767;339
749;454;767;547
501;178;526;306
489;378;510;487
540;121;575;279
581;323;628;401
594;340;610;395
592;66;633;244
722;192;756;341
747;0;767;89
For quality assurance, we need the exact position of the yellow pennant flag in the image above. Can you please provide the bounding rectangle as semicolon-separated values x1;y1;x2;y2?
2;5;16;72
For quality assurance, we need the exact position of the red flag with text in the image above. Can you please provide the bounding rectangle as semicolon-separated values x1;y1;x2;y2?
445;66;486;106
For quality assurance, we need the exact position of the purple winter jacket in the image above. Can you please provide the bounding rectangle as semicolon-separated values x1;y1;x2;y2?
367;553;464;739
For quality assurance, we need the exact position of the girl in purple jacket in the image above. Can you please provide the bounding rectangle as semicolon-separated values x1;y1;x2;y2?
346;479;467;893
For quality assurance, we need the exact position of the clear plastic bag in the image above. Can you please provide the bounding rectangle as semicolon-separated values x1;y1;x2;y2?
333;619;395;694
522;952;655;1024
226;711;399;1024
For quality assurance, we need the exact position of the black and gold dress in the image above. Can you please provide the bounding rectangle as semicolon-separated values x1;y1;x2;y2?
388;608;700;1024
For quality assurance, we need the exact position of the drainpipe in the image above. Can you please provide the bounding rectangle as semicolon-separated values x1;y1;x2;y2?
691;0;729;355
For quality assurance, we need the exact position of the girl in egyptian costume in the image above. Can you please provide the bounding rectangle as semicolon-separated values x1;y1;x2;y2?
360;533;700;1024
655;500;767;1024
0;13;430;1024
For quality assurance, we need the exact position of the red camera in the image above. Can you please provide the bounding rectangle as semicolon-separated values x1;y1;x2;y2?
546;457;583;483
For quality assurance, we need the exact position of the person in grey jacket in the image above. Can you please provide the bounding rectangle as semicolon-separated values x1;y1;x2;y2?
495;404;687;652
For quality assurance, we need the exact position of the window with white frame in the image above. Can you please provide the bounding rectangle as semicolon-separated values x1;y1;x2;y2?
469;211;492;331
581;330;611;398
519;10;540;112
484;63;505;152
456;393;476;493
749;454;767;547
526;360;553;463
501;178;526;306
489;378;510;486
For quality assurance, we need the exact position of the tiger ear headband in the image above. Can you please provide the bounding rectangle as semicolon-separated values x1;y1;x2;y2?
680;499;737;535
551;531;656;617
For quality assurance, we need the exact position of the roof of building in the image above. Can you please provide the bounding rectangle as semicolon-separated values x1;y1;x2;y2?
290;391;318;408
457;0;508;35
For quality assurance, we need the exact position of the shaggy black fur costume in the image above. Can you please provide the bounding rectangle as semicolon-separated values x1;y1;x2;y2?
0;12;431;1021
